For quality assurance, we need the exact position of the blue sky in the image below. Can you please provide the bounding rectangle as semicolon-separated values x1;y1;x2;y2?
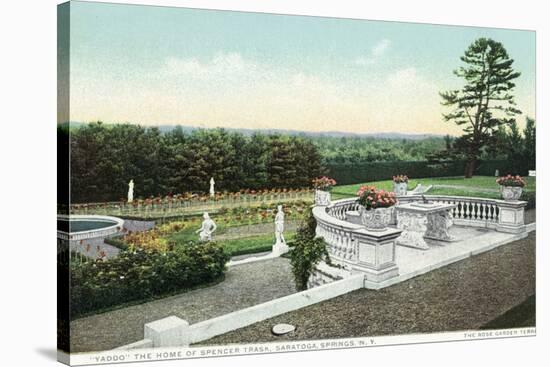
66;1;536;135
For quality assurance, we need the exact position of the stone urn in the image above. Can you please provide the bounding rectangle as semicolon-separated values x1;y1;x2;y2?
359;206;393;231
315;190;331;206
393;182;408;196
500;185;523;201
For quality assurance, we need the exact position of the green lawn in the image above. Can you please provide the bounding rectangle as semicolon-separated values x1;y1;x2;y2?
167;221;298;257
331;175;535;200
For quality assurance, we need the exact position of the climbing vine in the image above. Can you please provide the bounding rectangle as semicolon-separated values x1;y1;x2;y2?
290;207;330;291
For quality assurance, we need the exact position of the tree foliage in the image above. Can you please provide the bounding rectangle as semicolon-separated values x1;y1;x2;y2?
440;38;521;177
67;123;324;203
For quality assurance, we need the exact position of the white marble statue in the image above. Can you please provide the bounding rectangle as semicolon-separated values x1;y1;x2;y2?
275;205;286;246
273;205;289;255
209;177;215;197
127;179;134;203
196;212;217;242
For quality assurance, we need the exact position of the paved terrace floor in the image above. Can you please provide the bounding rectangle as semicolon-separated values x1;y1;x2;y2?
203;230;536;345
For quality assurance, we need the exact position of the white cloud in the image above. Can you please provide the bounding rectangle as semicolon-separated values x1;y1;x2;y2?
355;39;391;66
163;52;255;79
372;39;391;57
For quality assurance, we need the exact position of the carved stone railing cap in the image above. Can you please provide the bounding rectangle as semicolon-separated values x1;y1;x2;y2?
353;227;402;240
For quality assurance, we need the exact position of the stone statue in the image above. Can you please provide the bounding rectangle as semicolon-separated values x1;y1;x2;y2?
127;180;134;203
209;177;215;197
272;205;289;255
196;212;217;242
275;205;286;246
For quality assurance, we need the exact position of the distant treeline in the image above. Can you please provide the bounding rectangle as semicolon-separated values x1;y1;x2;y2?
310;136;447;163
63;120;535;203
63;123;323;203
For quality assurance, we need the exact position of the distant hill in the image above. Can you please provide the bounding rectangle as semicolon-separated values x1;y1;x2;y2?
62;122;448;140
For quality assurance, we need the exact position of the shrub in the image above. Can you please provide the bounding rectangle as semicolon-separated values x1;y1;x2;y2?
103;237;129;250
290;208;331;291
70;241;229;318
522;191;536;210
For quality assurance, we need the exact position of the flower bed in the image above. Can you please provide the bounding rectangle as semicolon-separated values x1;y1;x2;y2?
116;202;309;254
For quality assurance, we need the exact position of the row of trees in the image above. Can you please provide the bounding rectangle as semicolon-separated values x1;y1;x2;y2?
310;136;446;164
429;117;536;175
65;123;323;203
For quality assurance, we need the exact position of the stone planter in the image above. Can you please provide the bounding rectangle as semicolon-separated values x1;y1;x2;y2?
393;182;408;196
500;185;523;201
315;190;331;206
359;206;393;231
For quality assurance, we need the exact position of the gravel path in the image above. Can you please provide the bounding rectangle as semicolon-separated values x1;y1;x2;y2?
70;257;295;352
203;231;535;345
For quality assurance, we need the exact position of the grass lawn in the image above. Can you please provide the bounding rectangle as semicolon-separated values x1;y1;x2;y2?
331;175;535;200
167;221;298;256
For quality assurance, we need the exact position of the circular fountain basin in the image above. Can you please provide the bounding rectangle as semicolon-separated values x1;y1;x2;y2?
57;215;124;243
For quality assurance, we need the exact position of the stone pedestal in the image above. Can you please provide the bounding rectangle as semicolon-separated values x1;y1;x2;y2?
496;200;527;234
315;190;331;206
272;242;289;256
144;316;190;347
395;202;457;250
351;227;401;283
393;182;408;196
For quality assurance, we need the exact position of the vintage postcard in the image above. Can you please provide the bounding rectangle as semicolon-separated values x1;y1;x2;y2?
57;1;536;365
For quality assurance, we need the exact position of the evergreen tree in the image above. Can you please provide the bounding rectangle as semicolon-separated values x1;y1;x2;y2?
267;136;297;188
440;38;521;178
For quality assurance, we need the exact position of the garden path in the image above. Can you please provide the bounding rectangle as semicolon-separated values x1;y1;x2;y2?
70;257;295;352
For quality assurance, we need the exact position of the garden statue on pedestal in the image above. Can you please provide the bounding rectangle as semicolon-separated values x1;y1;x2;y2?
196;212;217;242
209;177;215;198
272;205;289;255
127;179;134;203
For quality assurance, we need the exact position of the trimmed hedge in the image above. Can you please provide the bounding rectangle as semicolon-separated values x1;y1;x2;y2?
103;236;129;250
326;161;465;185
327;159;528;185
522;191;536;210
70;242;230;318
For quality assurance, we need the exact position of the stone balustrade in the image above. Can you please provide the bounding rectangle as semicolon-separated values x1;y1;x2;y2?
396;194;526;233
312;203;402;283
312;194;527;283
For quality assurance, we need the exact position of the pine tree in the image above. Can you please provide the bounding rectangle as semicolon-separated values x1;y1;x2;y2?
440;38;521;178
267;136;297;188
